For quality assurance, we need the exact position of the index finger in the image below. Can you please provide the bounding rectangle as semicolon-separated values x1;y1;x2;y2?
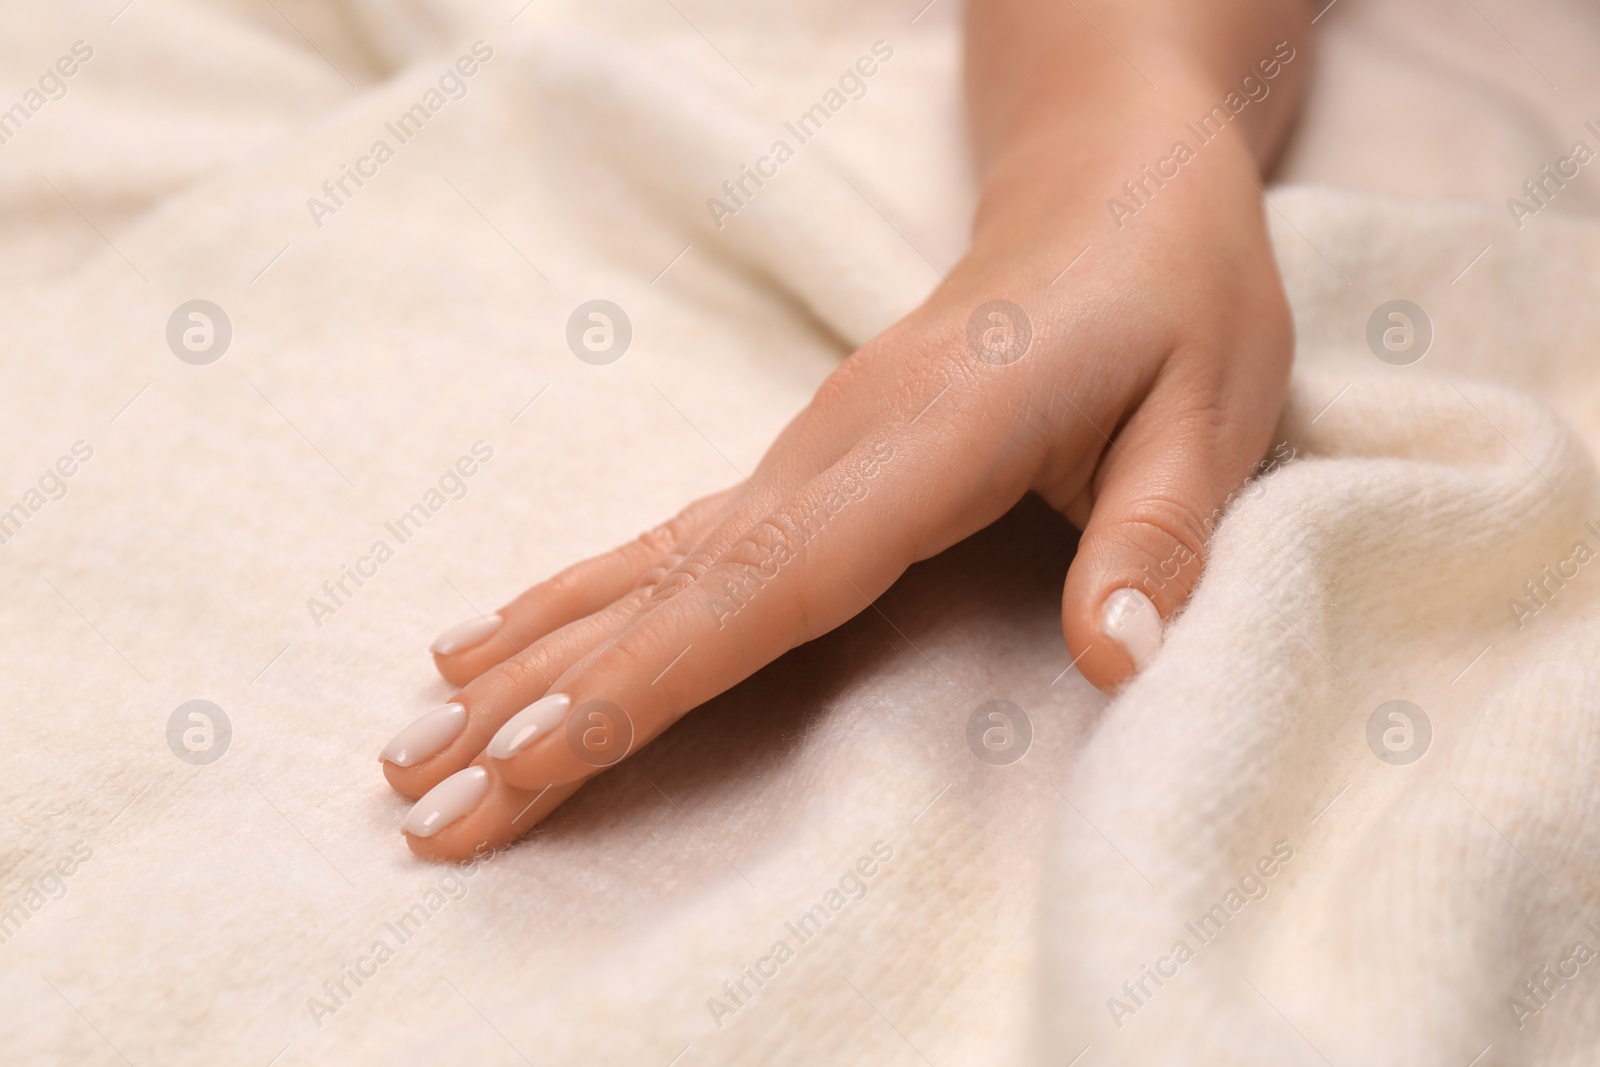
484;433;1008;794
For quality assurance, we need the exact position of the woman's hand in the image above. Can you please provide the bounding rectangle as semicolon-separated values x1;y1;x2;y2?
381;0;1311;860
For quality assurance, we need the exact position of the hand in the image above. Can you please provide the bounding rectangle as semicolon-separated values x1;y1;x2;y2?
379;86;1295;861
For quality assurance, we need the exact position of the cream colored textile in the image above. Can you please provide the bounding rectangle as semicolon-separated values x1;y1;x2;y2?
1;1;1597;1065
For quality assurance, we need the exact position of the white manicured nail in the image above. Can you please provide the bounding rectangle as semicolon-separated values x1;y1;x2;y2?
486;693;571;760
1100;588;1163;672
430;614;501;656
403;766;489;838
379;703;466;767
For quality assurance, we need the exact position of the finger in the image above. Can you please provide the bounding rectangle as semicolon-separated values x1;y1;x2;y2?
382;591;649;798
428;487;739;686
485;431;1023;795
389;378;884;813
388;403;870;823
1061;357;1284;692
400;761;582;861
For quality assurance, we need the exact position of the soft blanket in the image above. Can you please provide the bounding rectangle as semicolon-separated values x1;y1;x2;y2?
2;1;1598;1065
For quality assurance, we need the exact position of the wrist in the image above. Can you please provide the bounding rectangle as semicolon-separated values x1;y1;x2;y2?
969;37;1301;227
966;44;1305;251
970;92;1262;250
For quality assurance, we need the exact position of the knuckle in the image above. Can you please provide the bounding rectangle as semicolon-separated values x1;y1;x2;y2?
495;648;557;696
638;488;734;560
602;633;652;680
630;489;749;600
1101;494;1215;591
528;565;595;620
701;553;811;643
636;523;678;558
642;549;716;607
807;349;872;414
636;551;686;591
603;622;686;695
807;376;847;417
645;514;798;613
693;519;816;639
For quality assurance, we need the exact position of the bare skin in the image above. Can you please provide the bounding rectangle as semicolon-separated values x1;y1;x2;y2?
382;0;1314;860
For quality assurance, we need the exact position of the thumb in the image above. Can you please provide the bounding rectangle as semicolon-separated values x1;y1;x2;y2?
1061;378;1277;693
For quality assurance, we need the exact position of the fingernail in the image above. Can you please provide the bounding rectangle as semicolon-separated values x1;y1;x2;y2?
379;703;466;767
1100;588;1163;672
486;693;571;760
430;614;501;656
403;766;489;838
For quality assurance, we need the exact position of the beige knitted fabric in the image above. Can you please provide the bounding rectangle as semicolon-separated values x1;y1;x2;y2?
1;1;1597;1064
